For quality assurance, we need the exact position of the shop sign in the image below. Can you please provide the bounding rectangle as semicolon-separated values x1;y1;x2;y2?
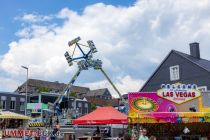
157;84;201;104
27;103;48;110
32;109;41;113
1;129;63;137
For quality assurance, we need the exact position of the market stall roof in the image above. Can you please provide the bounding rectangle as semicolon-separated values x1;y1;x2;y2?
73;106;127;124
0;111;31;120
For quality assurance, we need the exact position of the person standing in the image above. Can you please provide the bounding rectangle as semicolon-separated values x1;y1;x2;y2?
49;116;53;129
131;126;138;140
138;128;149;140
93;126;100;136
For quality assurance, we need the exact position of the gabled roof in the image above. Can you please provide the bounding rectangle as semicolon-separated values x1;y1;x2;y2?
174;50;210;72
140;49;210;91
85;96;119;107
86;88;110;97
16;78;90;94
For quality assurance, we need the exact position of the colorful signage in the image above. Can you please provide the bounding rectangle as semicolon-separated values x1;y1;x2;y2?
130;97;159;112
27;103;48;110
157;84;201;104
129;92;178;123
0;129;63;137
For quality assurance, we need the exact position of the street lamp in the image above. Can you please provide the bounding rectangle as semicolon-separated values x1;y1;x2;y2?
21;66;28;116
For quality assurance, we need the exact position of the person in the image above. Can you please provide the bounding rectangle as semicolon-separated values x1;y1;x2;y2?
149;136;156;140
123;133;131;140
93;126;100;136
104;127;111;137
51;125;59;140
131;126;138;140
49;116;53;128
34;128;41;140
117;133;124;140
55;122;60;130
138;128;149;140
56;117;59;124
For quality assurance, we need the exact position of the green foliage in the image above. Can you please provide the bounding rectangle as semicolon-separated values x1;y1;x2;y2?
67;92;77;98
91;103;97;111
38;87;50;93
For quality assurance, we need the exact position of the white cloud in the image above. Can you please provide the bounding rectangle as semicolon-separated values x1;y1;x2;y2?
2;0;210;92
15;13;53;23
83;75;144;98
0;77;20;92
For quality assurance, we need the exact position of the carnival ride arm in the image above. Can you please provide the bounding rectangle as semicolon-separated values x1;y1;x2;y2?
100;68;126;104
53;68;82;114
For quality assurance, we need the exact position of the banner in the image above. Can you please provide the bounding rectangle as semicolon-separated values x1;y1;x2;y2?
128;92;178;123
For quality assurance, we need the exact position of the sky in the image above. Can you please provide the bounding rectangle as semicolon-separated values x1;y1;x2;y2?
1;0;210;97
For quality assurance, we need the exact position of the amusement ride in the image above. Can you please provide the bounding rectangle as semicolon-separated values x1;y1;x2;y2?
53;37;127;121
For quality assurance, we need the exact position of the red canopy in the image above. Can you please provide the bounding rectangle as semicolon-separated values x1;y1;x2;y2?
73;106;128;124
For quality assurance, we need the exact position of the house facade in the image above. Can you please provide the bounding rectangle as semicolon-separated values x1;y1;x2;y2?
140;42;210;92
29;92;91;116
86;88;112;99
0;92;26;114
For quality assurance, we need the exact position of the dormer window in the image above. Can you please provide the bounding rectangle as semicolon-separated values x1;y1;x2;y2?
170;65;180;81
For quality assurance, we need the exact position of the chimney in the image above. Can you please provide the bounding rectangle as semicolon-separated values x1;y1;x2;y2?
190;42;200;59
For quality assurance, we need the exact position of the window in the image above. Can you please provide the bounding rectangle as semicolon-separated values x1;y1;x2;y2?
197;86;207;92
170;65;180;81
78;108;82;114
78;103;82;107
71;102;75;107
0;100;6;110
85;103;88;114
10;101;15;110
84;107;88;114
10;97;16;110
20;102;25;111
0;96;6;110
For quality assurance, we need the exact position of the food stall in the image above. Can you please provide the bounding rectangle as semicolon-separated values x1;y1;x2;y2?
27;103;52;127
128;84;210;139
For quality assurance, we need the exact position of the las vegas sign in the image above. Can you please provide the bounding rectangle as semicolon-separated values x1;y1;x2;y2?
157;84;201;104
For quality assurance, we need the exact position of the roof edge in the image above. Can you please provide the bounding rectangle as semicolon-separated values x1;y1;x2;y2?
139;50;175;91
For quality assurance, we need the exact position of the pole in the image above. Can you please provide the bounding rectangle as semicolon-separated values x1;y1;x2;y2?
26;68;28;116
100;68;125;103
21;66;28;116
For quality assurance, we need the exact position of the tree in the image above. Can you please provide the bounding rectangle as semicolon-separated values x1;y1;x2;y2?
67;92;77;98
91;103;97;111
38;87;50;93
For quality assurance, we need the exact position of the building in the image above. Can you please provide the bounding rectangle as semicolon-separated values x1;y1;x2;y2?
141;42;210;92
0;92;26;114
86;88;112;100
29;92;91;116
85;96;119;107
131;42;210;139
16;79;90;98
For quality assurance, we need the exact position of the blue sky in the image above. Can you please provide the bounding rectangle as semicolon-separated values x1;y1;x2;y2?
1;0;210;96
0;0;135;55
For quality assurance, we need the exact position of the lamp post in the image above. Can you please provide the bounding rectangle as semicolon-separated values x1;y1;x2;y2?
21;66;28;116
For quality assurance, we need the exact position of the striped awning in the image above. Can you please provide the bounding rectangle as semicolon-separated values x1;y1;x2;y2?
0;111;31;120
